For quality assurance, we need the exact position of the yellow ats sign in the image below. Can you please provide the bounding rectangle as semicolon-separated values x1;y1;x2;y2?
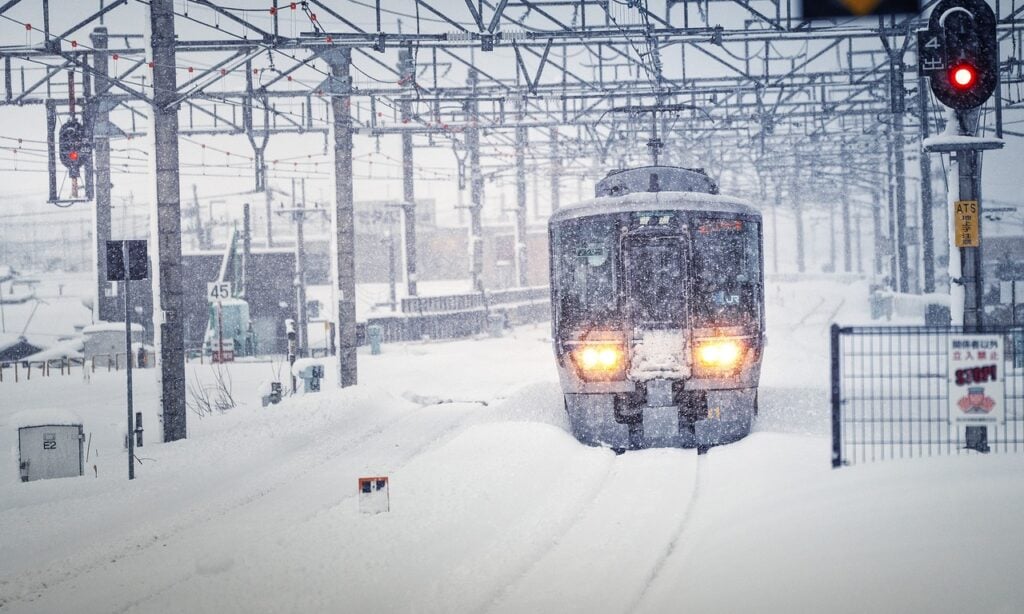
953;200;979;248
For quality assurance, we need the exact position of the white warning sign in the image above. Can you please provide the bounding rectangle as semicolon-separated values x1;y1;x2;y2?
948;334;1005;428
358;476;390;514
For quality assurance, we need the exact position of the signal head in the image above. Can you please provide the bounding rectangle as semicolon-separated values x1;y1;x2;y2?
951;64;977;90
921;0;999;110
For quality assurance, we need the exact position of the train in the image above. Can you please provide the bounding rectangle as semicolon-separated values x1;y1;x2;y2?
548;166;765;451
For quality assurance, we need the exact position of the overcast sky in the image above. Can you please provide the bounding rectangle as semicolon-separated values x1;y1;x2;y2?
0;1;1019;234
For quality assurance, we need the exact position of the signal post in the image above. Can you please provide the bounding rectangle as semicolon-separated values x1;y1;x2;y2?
919;0;1004;453
918;0;1002;332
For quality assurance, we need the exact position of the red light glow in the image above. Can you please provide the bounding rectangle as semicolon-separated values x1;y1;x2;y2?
68;151;78;161
951;65;976;90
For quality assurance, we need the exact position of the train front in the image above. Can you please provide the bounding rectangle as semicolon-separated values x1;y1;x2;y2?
549;167;765;450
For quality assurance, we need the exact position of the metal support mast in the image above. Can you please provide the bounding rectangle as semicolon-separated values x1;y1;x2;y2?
917;76;936;293
514;98;529;287
840;144;852;273
466;68;484;292
90;26;115;323
892;112;910;293
149;0;187;442
292;178;308;357
326;47;358;387
399;47;418;297
791;166;806;274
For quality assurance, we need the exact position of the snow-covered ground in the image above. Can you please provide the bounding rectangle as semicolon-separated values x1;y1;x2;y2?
1;278;1022;613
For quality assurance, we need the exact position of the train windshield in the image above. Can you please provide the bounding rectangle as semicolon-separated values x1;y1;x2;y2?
553;216;619;326
625;236;686;326
690;218;761;328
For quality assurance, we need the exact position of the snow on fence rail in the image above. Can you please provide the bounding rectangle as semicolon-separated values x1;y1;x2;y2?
365;286;550;344
399;285;549;315
0;351;156;383
831;325;1024;467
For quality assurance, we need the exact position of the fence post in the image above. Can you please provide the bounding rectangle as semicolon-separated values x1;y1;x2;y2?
831;324;843;468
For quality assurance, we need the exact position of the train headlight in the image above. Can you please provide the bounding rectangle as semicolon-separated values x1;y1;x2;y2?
571;344;625;380
695;339;744;370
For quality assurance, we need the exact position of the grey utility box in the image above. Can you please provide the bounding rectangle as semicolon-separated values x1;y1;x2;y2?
18;424;84;482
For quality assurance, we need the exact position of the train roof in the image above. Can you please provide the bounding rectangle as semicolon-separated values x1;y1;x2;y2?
549;191;760;225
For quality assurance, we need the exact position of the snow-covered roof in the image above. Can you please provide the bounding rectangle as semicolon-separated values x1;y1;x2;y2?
0;334;41;353
549;191;760;224
82;322;146;335
291;357;326;377
6;409;83;429
22;337;84;362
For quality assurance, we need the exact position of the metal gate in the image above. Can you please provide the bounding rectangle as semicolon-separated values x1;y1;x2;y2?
831;325;1024;467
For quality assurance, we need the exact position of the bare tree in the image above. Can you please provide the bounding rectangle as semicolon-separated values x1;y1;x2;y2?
186;365;236;418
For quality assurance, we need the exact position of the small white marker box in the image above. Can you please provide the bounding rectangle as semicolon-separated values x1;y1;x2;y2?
358;476;390;514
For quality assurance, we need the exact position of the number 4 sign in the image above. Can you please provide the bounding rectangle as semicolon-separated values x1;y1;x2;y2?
916;29;946;76
207;281;232;302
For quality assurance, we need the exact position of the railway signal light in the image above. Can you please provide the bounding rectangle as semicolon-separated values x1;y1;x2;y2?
58;119;87;176
917;0;998;110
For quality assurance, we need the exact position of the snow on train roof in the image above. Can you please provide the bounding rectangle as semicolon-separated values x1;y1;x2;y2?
549;191;760;224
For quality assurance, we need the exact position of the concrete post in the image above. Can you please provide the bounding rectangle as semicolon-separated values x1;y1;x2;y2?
90;26;115;324
893;111;909;292
840;145;852;274
148;0;187;442
466;68;484;292
293;178;308;357
399;48;418;297
514;98;528;287
326;48;357;387
791;169;805;274
918;77;936;293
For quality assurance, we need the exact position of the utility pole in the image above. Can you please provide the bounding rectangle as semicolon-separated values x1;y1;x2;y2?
149;0;186;442
771;176;780;275
828;187;837;273
855;210;864;274
950;111;987;330
871;184;884;277
326;47;358;387
242;202;251;297
892;112;909;293
264;182;274;248
189;184;210;250
90;26;114;324
466;68;484;292
514;97;529;287
790;166;806;274
386;230;397;311
399;47;418;297
288;177;309;357
918;76;936;293
883;33;911;293
885;130;899;290
840;145;852;274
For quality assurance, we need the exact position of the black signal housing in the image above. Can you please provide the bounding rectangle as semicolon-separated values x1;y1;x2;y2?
918;0;998;110
58;119;88;176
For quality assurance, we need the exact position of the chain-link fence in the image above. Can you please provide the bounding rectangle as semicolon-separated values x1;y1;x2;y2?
831;325;1024;467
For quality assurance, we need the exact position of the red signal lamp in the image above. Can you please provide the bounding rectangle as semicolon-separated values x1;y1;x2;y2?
68;150;79;161
950;64;977;90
